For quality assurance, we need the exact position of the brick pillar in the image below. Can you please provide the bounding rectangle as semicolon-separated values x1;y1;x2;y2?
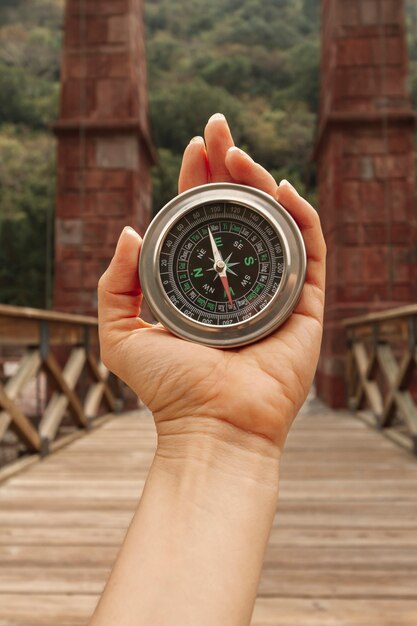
315;0;417;407
53;0;156;315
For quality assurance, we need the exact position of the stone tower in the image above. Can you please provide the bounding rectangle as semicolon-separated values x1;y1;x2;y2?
53;0;156;315
315;0;417;406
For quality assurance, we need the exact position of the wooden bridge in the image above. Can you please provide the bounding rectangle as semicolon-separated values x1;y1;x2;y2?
0;305;417;625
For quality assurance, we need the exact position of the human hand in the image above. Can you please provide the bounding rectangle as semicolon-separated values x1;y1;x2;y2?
98;113;326;450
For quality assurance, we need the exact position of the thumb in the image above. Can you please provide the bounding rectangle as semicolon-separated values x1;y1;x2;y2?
98;227;149;340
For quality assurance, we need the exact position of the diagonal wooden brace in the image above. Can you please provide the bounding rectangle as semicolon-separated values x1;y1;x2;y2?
40;347;86;443
43;353;87;428
0;350;41;441
352;342;383;419
86;353;116;413
0;383;41;452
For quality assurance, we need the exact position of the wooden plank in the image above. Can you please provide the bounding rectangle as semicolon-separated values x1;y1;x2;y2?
0;594;96;626
357;410;415;452
1;544;417;570
0;384;40;452
0;317;99;348
84;355;115;416
1;565;416;598
2;478;417;502
376;343;399;386
0;595;417;626
390;391;417;435
0;526;127;547
397;352;415;391
378;345;417;434
1;351;41;400
1;501;417;528
2;525;417;549
353;342;384;416
0;415;115;486
0;350;41;440
257;569;417;598
252;598;417;625
42;353;87;429
40;348;86;441
0;455;41;487
0;303;97;326
343;303;417;327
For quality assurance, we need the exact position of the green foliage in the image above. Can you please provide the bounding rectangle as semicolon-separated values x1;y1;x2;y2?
150;80;245;154
407;2;417;109
0;0;61;307
0;128;55;307
151;149;183;214
145;0;321;213
0;61;59;127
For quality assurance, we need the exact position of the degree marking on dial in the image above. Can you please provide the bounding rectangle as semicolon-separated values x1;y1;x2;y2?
160;204;284;323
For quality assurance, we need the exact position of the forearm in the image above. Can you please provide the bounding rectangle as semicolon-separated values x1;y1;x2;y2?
89;417;280;626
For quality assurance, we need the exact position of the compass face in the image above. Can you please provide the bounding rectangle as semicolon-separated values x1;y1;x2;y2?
158;202;285;326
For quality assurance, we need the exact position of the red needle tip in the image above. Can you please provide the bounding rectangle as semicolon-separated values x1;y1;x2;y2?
220;275;234;306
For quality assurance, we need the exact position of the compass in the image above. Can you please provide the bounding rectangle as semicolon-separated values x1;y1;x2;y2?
139;183;306;348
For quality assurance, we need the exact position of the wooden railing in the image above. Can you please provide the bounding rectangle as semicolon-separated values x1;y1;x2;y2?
344;304;417;455
0;304;125;467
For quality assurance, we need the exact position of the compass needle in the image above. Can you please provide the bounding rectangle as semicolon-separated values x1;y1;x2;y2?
139;183;306;347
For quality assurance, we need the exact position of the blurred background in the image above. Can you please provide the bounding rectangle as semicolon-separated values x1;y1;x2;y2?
0;0;320;310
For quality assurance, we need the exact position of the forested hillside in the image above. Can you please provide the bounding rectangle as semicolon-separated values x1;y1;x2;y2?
0;0;62;306
1;0;417;307
146;0;320;211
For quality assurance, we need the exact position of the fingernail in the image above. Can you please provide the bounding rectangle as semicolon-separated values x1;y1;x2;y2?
280;179;300;195
121;226;140;239
190;136;204;144
209;112;226;122
227;146;253;160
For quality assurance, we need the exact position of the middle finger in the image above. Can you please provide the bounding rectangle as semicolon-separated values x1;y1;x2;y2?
204;113;235;182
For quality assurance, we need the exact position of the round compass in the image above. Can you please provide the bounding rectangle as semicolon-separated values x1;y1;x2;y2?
139;183;306;348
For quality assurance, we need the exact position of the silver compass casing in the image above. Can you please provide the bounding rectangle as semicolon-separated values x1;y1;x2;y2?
139;182;306;348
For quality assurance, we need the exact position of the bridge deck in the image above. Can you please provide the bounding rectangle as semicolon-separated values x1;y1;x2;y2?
0;407;416;625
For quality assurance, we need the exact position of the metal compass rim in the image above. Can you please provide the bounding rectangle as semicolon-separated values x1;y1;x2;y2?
139;182;306;348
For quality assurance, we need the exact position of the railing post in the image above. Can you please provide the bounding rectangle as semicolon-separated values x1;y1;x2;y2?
408;316;416;355
83;325;92;429
346;328;356;411
39;320;49;361
39;320;50;457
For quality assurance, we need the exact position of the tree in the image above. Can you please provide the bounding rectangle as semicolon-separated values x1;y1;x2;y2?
0;129;55;307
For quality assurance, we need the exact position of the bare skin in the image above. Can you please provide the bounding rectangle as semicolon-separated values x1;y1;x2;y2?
91;113;326;626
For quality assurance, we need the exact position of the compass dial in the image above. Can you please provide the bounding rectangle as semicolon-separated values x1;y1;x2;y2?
159;203;285;326
139;183;306;348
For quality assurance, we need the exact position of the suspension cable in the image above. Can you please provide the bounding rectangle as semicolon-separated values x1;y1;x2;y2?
378;0;393;302
78;0;87;313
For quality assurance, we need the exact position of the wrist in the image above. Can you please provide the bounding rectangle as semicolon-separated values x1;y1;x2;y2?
154;416;281;491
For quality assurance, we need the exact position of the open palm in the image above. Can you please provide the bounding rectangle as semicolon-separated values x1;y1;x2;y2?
98;114;326;448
